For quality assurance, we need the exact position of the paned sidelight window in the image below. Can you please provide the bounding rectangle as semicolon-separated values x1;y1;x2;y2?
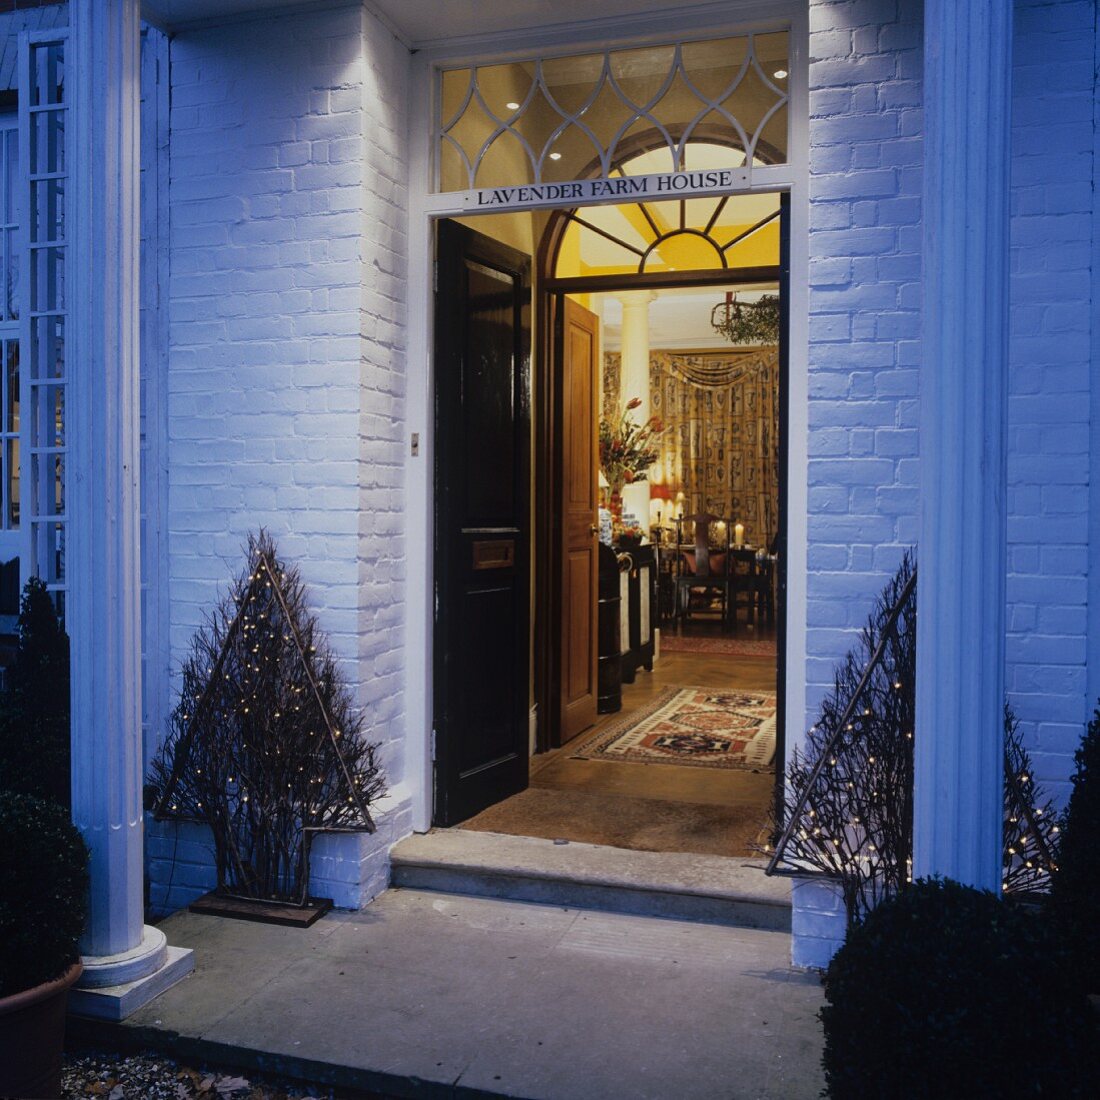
0;116;19;530
437;31;789;192
20;34;68;609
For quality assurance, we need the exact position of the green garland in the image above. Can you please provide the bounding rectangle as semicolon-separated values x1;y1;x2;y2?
711;294;781;345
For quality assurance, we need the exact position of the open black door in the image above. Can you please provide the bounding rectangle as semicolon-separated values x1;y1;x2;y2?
433;220;532;826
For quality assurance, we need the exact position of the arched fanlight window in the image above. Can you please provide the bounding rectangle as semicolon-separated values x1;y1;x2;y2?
547;142;781;278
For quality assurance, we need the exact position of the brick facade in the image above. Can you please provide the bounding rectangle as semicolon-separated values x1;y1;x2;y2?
129;1;1098;960
147;3;412;912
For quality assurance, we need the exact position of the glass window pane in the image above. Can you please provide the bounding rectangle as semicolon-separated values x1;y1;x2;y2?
436;30;788;192
31;178;64;244
31;110;64;177
6;340;18;433
7;439;18;527
32;384;65;448
30;246;65;312
31;44;65;108
31;316;65;381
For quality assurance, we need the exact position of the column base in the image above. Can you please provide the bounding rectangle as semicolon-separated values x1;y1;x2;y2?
68;926;194;1021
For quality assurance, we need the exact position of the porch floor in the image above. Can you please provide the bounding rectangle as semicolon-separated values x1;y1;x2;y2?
73;888;825;1099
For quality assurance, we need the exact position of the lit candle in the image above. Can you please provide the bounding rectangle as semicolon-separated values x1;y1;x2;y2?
734;522;744;548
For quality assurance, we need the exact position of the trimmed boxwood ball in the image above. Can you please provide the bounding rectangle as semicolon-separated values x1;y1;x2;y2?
0;792;88;997
821;878;1096;1099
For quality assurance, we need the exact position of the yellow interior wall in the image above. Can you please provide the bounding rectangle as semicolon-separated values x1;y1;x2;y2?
552;218;780;279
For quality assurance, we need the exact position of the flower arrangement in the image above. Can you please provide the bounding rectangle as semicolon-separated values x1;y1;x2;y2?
599;397;663;504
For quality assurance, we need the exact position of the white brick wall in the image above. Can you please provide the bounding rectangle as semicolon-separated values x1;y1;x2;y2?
148;2;412;913
799;0;1098;964
1006;0;1097;804
805;0;923;720
806;0;1096;800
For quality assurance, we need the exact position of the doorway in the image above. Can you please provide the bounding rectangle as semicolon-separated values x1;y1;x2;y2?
432;189;789;858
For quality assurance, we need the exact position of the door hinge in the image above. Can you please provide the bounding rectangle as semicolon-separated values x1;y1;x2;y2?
433;260;439;294
430;727;437;761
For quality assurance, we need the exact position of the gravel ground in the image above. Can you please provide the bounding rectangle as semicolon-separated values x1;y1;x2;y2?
61;1048;380;1100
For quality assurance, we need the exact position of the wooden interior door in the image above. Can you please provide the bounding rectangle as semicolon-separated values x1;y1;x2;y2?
558;297;600;743
433;220;531;826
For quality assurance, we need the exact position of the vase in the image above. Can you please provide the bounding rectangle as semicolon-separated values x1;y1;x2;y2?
608;487;623;525
0;960;83;1099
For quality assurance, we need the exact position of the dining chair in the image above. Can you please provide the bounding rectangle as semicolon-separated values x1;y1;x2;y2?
674;512;731;626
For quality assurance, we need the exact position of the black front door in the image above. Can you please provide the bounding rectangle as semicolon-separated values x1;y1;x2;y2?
433;220;532;826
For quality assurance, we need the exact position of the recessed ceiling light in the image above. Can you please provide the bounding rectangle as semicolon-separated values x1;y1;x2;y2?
773;69;788;80
505;101;520;111
549;152;562;161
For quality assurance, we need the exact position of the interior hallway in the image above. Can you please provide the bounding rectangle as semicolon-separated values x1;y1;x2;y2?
461;644;777;858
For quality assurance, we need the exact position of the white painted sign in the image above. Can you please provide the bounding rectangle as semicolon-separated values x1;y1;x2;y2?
431;167;753;215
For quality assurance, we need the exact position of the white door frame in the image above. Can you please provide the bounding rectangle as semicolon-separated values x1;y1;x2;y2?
403;1;810;832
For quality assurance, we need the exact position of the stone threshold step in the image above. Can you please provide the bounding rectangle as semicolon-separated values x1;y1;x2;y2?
390;830;791;931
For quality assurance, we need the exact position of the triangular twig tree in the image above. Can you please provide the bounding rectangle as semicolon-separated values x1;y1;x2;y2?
152;532;385;905
767;554;1061;925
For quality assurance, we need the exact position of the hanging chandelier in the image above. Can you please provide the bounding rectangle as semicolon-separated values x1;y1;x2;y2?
711;292;781;345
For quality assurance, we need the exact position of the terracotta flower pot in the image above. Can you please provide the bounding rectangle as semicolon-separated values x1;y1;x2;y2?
0;960;82;1099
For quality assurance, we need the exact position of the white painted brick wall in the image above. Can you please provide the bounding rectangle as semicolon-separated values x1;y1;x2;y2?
790;877;846;970
805;0;923;719
1006;0;1097;805
798;0;1098;962
148;2;411;914
805;0;1096;802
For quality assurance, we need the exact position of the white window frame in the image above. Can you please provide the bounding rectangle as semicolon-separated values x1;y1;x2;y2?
402;1;809;832
18;28;69;607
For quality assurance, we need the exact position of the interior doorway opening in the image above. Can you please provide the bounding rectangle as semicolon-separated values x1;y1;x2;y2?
432;184;788;859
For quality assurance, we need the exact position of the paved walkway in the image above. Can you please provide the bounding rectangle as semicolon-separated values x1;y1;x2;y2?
83;889;825;1099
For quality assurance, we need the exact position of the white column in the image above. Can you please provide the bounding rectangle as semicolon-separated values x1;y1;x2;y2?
68;0;192;1014
913;0;1013;890
616;290;657;526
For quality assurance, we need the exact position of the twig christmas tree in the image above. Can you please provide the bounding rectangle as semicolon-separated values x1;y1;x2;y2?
767;555;1060;925
151;532;385;905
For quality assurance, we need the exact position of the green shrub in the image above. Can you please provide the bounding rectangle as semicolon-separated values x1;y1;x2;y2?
0;792;88;997
0;578;70;805
1048;704;1100;991
821;878;1095;1099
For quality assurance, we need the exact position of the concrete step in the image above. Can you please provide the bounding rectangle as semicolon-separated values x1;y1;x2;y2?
390;829;791;931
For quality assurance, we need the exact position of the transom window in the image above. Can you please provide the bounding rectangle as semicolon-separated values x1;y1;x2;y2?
553;145;781;277
437;30;789;193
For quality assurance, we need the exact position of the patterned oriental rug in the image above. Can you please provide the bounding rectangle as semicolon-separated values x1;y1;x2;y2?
572;688;777;771
660;633;777;657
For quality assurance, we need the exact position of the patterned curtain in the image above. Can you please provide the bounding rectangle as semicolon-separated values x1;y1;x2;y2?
603;348;780;549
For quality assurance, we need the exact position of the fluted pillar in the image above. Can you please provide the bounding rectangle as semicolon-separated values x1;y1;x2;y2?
68;0;192;1016
616;291;657;526
913;0;1013;890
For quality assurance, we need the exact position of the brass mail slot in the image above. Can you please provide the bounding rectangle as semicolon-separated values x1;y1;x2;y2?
472;539;515;570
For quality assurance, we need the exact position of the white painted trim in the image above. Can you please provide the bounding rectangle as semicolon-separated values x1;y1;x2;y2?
141;0;360;35
403;3;809;834
405;48;435;832
782;2;809;769
413;1;798;63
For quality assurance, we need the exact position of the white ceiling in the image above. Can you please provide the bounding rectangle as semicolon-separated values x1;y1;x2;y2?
599;286;775;352
143;0;729;46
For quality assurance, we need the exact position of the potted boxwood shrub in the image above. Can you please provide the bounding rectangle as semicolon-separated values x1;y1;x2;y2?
0;792;88;1099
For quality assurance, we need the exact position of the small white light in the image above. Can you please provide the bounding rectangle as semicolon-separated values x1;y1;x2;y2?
505;101;520;111
773;69;788;80
549;151;562;161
